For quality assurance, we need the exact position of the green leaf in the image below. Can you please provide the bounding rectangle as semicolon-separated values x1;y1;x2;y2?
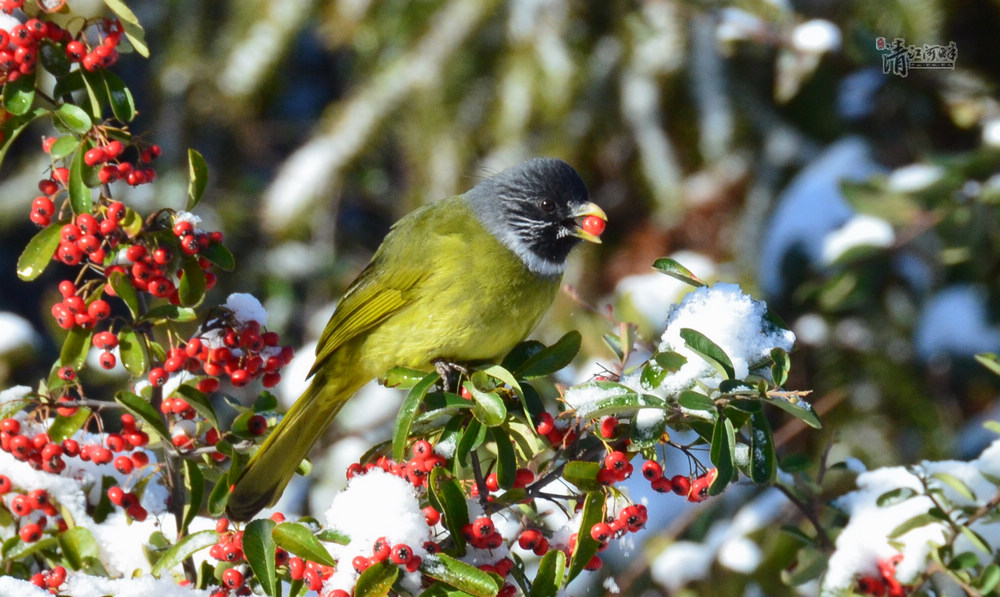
207;475;231;517
104;0;149;57
948;551;979;571
888;512;944;539
272;522;336;567
54;103;93;135
930;472;976;501
512;331;581;379
564;380;665;420
58;527;108;576
79;69;105;121
651;257;707;287
478;364;528;417
178;256;207;306
118;326;150;376
110;270;140;318
680;328;735;379
0;108;46;170
392;371;438;460
316;528;351;545
978;563;1000;593
115;390;171;440
464;380;506;427
530;550;566;597
48;408;92;443
49;136;80;160
17;221;64;280
455;419;486;466
567;491;604;583
563;460;602;492
150;530;217;577
770;347;790;387
385;367;430;389
200;240;236;271
490;427;516;489
428;468;469;553
761;393;821;429
960;525;992;554
709;416;735;494
180;460;204;535
975;353;1000;378
244;519;278;596
355;561;400;597
2;71;36;115
59;326;92;372
102;70;136;122
640;351;687;389
423;553;501;597
677;390;716;412
174;385;219;430
68;143;93;215
876;487;918;507
187;149;209;210
142;304;198;323
749;410;776;484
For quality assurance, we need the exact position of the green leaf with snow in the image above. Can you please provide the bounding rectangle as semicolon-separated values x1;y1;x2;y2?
422;553;502;597
770;347;790;386
749;410;776;484
680;328;735;379
640;351;686;389
58;527;108;576
876;487;918;507
930;472;976;501
760;392;821;429
565;380;665;419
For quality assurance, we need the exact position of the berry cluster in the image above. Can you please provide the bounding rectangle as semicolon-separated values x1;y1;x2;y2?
64;19;123;72
208;515;330;596
28;565;67;594
345;439;447;489
856;554;910;597
352;536;423;575
0;16;65;83
0;481;62;545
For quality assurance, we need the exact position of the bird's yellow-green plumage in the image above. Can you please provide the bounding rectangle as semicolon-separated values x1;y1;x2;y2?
226;158;605;521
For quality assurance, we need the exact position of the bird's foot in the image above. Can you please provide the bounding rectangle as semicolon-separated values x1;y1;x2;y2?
433;359;469;393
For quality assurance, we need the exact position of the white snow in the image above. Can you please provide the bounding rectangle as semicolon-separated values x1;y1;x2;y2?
0;311;38;354
887;163;944;193
823;439;1000;594
914;285;1000;361
225;293;268;326
323;469;430;593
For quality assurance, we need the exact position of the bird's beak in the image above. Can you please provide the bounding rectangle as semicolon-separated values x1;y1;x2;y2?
570;202;608;244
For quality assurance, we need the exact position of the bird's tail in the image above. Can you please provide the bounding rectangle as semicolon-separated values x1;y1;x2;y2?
225;370;356;521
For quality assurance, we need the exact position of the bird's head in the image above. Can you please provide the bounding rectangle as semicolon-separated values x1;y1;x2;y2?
468;158;607;277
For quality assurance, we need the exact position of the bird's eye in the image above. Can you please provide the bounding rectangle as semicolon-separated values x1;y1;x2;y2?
540;198;556;213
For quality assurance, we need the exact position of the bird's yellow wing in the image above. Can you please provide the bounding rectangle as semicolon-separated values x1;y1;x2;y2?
309;261;429;377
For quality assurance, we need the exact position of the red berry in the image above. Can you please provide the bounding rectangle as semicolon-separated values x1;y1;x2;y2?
149;367;168;386
581;214;606;237
641;460;663;481
104;140;124;158
20;523;43;543
0;475;11;493
84;147;107;166
52;168;69;186
87;299;111;320
221;568;244;589
114;455;134;474
651;476;673;493
671;475;691;497
604;450;629;472
390;543;413;566
106;201;126;223
518;529;541;550
1;418;20;434
590;521;612;544
247;415;267;435
31;195;54;216
352;555;371;573
535;412;555;435
599;416;618;438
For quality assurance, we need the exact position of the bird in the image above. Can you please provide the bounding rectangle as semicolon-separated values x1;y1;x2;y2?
226;158;607;521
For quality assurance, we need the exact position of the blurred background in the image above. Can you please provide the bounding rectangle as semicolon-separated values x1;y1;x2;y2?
1;0;1000;594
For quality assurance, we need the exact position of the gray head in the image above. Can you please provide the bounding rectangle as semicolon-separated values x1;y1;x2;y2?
466;158;607;277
